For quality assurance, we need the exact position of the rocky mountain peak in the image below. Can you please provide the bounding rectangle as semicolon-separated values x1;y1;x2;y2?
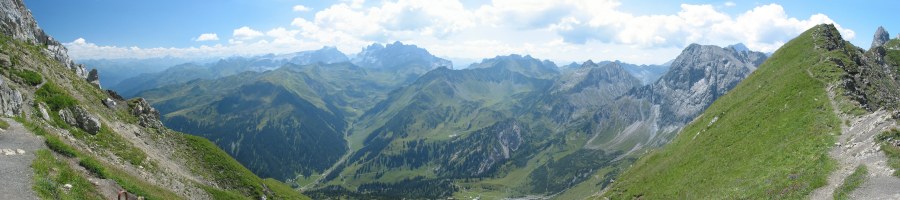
471;54;559;78
872;26;890;49
352;41;452;71
727;43;750;53
0;0;87;78
647;43;766;129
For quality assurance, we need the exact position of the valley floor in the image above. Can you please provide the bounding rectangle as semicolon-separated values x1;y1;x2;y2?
809;88;900;199
0;118;43;200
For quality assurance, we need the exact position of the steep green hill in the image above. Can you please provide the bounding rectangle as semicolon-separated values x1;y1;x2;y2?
0;0;309;198
603;24;855;199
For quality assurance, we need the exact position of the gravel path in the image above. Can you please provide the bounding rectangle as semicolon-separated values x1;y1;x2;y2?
809;86;900;199
0;118;44;200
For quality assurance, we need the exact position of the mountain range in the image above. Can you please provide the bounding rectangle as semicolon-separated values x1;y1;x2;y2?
133;33;768;198
3;0;899;199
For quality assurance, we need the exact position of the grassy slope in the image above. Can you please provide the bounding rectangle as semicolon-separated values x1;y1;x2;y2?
604;25;843;199
0;34;308;199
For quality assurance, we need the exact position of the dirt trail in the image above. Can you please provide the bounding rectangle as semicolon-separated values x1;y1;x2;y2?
0;118;44;200
809;86;900;199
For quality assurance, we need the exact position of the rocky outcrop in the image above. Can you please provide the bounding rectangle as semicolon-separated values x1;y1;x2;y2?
0;77;23;116
129;98;162;129
87;68;100;87
59;106;102;134
872;26;891;49
0;0;86;78
835;26;900;111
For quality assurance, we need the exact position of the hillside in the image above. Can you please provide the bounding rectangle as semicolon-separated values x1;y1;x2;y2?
604;24;900;199
0;0;309;199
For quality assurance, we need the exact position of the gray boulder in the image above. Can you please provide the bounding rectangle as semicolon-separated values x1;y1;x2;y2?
59;106;102;134
58;108;76;125
102;98;116;109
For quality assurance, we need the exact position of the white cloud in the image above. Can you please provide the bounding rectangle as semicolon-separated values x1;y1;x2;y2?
195;33;219;41
232;26;263;41
293;5;311;12
724;1;736;7
64;37;324;60
65;0;857;65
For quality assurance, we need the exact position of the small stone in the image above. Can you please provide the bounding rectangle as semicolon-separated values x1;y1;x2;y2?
62;183;72;191
2;149;14;155
138;165;144;169
16;149;25;154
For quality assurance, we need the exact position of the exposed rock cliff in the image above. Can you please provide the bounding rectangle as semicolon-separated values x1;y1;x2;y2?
0;0;86;78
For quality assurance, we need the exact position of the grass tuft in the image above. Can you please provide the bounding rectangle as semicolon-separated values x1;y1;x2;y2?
876;129;900;177
35;82;78;111
833;165;868;199
0;119;9;129
79;157;107;179
32;150;104;200
11;69;42;86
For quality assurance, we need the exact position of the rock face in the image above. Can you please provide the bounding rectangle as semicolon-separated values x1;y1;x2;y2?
638;44;767;131
129;98;162;129
872;26;891;49
59;106;102;134
0;77;23;116
0;0;87;78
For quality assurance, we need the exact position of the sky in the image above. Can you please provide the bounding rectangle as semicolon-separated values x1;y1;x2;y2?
23;0;900;65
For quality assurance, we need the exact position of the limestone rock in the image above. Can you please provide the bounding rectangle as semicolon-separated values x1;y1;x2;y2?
37;102;50;121
87;68;100;88
0;0;87;78
872;26;890;49
58;108;76;126
0;77;23;116
130;98;162;129
637;43;766;130
59;106;102;134
102;98;116;109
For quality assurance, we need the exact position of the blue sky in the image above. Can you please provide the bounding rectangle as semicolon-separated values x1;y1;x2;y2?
23;0;900;65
